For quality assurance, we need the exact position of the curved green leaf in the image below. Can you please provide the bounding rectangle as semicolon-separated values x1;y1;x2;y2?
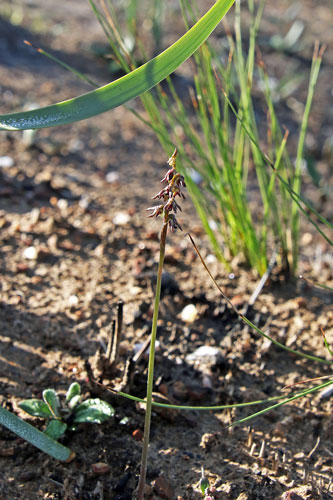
43;389;61;418
65;382;81;405
45;420;68;440
73;399;114;424
0;0;234;131
19;399;53;419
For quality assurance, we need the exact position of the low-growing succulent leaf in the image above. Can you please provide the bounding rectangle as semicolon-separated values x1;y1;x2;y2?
200;472;209;495
119;416;131;426
45;420;67;440
73;399;114;424
19;399;53;419
65;382;81;405
43;389;61;418
68;395;81;409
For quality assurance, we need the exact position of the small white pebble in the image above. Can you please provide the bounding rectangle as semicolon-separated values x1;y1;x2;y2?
106;171;119;183
57;199;68;211
0;156;14;168
319;384;333;400
23;246;38;260
68;295;79;307
180;304;198;323
112;212;130;225
30;208;40;225
68;138;84;152
208;219;218;231
301;232;313;246
206;254;217;264
79;195;90;210
186;345;221;364
294;315;304;329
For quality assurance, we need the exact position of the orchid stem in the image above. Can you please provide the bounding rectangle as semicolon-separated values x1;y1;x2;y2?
137;222;168;500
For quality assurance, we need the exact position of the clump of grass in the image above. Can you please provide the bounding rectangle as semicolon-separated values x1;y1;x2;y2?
18;0;331;275
91;0;329;277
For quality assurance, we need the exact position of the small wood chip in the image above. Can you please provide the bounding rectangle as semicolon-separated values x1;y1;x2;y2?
91;462;110;475
0;447;15;457
153;475;175;500
132;429;144;441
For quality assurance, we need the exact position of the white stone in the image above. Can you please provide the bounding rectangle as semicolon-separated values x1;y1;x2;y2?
112;212;130;225
106;172;119;183
180;304;198;323
23;246;38;260
0;156;14;168
57;199;68;211
206;254;217;264
68;295;79;307
186;345;221;364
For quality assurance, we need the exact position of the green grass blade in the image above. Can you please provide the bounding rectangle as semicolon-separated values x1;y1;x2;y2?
240;314;332;365
91;381;333;413
113;388;301;410
0;0;234;131
291;43;326;272
229;379;333;427
221;88;333;237
24;41;99;88
188;233;333;365
322;333;333;358
299;275;333;292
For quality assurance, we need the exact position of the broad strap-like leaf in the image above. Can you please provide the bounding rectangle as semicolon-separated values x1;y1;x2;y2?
0;0;234;131
0;405;73;461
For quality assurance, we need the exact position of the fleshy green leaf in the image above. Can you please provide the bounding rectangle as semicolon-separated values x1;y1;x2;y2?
44;420;67;440
0;405;73;461
19;399;53;419
67;395;81;409
119;416;131;426
0;0;234;131
200;474;209;495
43;389;61;418
65;382;81;405
73;399;114;424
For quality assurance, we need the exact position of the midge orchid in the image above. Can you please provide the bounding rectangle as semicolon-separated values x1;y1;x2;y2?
137;148;186;500
146;148;186;232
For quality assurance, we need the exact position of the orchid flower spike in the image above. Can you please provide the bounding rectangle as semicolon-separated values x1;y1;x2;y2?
147;148;186;231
